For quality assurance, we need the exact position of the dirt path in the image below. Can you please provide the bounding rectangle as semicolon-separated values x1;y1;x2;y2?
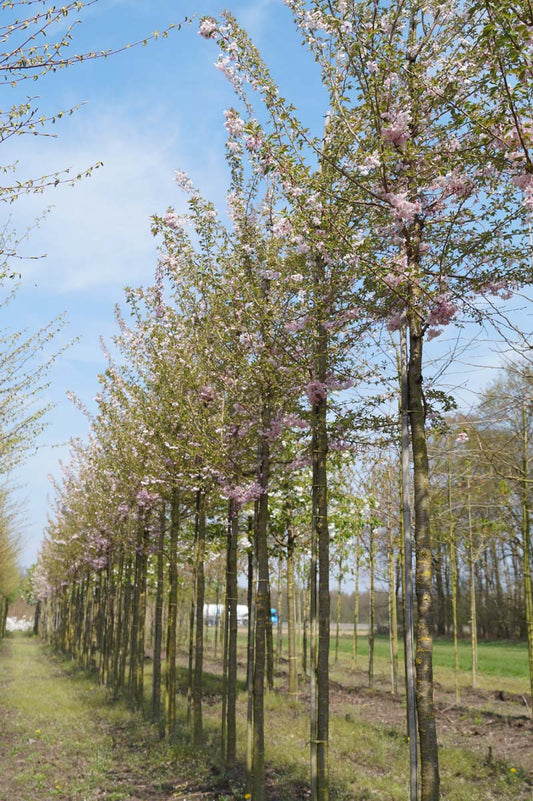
0;635;218;801
2;635;531;800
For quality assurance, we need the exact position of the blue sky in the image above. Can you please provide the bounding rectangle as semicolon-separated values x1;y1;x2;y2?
3;0;530;567
5;0;323;567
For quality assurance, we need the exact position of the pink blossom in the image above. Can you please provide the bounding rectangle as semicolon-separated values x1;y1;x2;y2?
164;211;187;231
287;454;312;470
260;269;281;280
199;385;215;404
245;133;262;152
382;109;411;147
272;216;292;238
136;489;159;509
427;293;458;327
383;191;422;224
268;419;283;441
285;318;307;333
174;169;196;194
305;379;328;405
386;311;402;332
479;279;515;300
283;413;309;430
513;172;533;209
296;239;311;254
220;480;263;507
224;108;245;137
455;432;469;444
198;17;218;38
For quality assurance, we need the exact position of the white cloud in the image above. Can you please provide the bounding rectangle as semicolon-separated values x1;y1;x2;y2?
7;103;229;295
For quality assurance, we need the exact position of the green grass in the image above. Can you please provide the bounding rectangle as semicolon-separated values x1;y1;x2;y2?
324;632;530;693
0;634;225;801
1;632;531;801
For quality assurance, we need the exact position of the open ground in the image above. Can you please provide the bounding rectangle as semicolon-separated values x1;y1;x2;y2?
0;631;531;801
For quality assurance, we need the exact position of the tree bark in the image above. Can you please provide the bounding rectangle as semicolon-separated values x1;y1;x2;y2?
193;489;206;746
225;501;238;770
152;503;166;730
165;487;179;736
253;401;271;801
408;311;440;801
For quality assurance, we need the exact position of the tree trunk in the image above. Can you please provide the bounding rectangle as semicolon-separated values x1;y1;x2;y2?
388;517;399;695
335;556;343;664
152;503;166;730
193;489;206;746
447;448;460;704
165;487;179;736
352;539;360;668
467;477;478;690
408;311;440;801
368;524;375;689
225;501;238;771
253;402;271;801
287;511;299;697
246;516;255;795
310;252;330;801
521;398;533;716
399;311;419;801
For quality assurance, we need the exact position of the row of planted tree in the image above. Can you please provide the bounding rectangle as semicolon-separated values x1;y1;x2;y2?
28;1;533;800
33;368;532;797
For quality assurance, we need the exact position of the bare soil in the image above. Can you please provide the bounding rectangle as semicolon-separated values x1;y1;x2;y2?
327;673;533;781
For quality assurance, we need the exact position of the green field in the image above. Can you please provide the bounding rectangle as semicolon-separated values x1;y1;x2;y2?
326;632;530;693
1;633;531;801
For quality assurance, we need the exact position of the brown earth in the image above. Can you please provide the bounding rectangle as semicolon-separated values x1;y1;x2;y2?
327;675;533;782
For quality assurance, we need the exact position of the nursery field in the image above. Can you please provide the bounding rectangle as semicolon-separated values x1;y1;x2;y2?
0;632;531;801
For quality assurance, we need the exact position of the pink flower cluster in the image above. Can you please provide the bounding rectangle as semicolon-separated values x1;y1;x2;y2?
513;173;533;209
198;17;218;39
164;211;187;232
220;480;263;507
382;108;411;147
427;293;458;328
224;108;245;137
305;379;328;405
383;191;422;224
136;488;159;509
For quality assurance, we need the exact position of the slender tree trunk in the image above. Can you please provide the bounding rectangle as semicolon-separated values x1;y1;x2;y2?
310;253;330;801
129;526;143;704
134;524;149;710
467;477;478;690
352;538;360;668
368;525;375;689
165;487;179;736
400;311;418;801
335;556;343;665
246;517;255;795
408;310;440;801
287;513;299;697
225;501;238;771
193;489;206;746
310;476;318;801
388;518;399;695
447;449;461;704
152;503;166;730
33;599;41;636
521;398;533;716
302;576;309;677
119;560;132;691
253;402;271;801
